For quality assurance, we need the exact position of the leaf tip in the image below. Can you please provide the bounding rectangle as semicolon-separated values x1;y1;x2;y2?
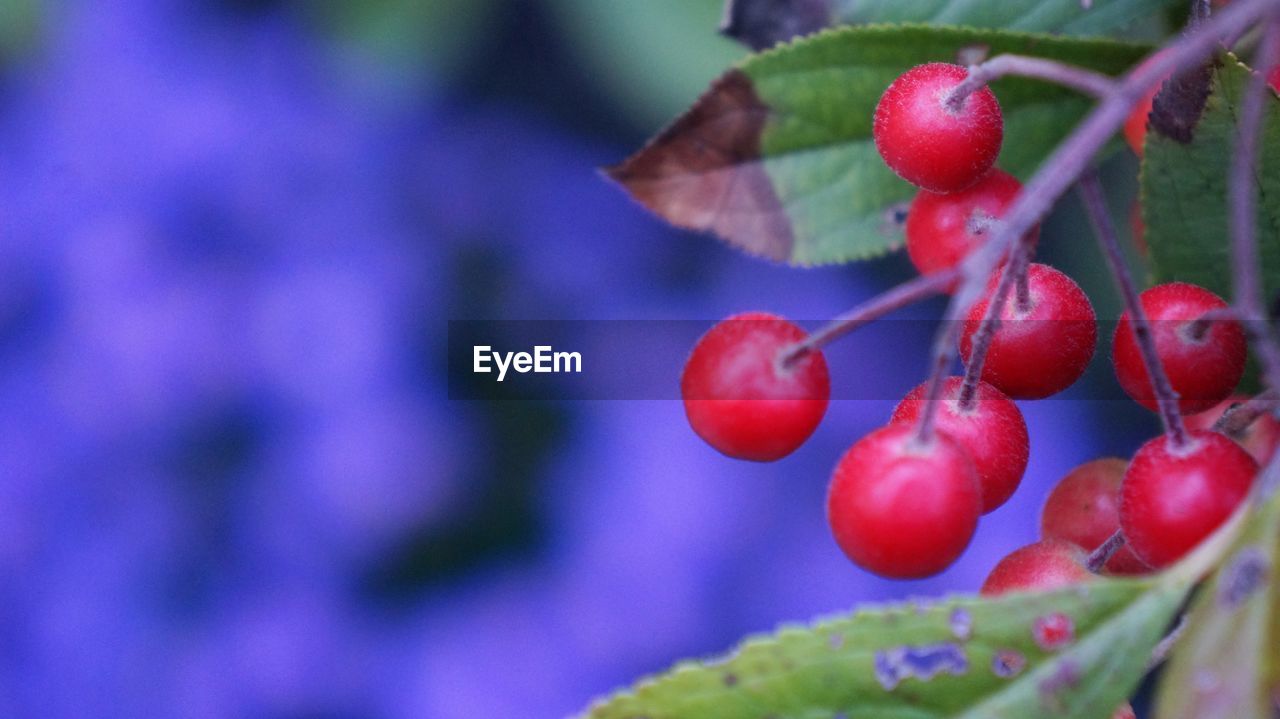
602;68;796;263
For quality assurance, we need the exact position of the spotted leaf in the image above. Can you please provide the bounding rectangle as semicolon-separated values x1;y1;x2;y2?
1153;484;1280;719
578;578;1189;719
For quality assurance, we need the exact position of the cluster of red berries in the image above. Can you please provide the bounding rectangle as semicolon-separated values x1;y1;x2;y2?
681;62;1265;591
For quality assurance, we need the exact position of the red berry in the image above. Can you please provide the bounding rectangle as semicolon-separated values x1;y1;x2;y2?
980;539;1092;596
1039;458;1150;575
1123;51;1171;156
1185;394;1280;465
681;312;829;461
1112;282;1246;415
959;263;1097;399
1121;430;1258;568
827;424;980;578
1112;705;1137;719
873;63;1003;193
905;169;1037;281
889;376;1029;513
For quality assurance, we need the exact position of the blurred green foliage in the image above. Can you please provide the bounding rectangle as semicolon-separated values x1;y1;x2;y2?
301;0;499;76
549;0;746;129
0;0;38;62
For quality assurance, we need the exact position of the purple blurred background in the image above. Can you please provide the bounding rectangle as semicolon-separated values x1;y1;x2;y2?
0;1;1161;716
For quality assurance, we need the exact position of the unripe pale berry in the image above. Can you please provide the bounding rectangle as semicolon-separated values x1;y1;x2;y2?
979;539;1092;596
960;263;1097;399
1112;282;1246;416
1039;458;1150;575
873;63;1003;193
889;376;1029;513
827;423;980;579
904;168;1036;283
1121;430;1258;568
1185;394;1280;466
681;312;829;462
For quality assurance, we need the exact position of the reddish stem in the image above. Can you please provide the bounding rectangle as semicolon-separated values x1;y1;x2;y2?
946;54;1117;112
955;237;1034;411
1212;390;1280;436
1014;251;1033;313
1079;171;1189;447
1086;530;1126;574
1230;18;1280;396
782;268;960;365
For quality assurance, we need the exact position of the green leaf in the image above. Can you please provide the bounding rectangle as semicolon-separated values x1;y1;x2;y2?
609;25;1149;266
831;0;1180;38
579;578;1189;719
1154;486;1280;718
1141;57;1280;306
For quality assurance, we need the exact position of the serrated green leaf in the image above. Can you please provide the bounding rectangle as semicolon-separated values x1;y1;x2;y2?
1142;56;1280;392
1142;57;1280;304
1154;485;1280;719
609;25;1149;266
830;0;1179;37
579;578;1188;719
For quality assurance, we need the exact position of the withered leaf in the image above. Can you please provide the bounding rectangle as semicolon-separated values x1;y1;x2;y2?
606;70;794;261
1149;58;1218;144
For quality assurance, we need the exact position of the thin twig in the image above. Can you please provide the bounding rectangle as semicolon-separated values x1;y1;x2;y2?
1014;250;1033;313
1230;17;1280;394
783;268;960;364
955;236;1035;410
1212;389;1280;436
916;0;1279;424
913;335;957;445
946;55;1118;112
1086;530;1127;573
1079;171;1189;446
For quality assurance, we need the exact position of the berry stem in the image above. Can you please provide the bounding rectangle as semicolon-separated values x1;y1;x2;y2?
1014;251;1033;313
1229;17;1280;394
917;0;1274;434
782;268;960;365
1185;306;1241;341
1085;529;1127;574
945;55;1117;113
912;342;953;446
1212;389;1280;436
955;237;1034;411
1078;171;1189;447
